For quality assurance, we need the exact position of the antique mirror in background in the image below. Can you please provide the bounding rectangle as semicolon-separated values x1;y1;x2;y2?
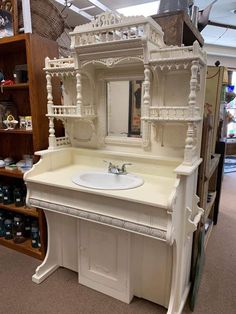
106;80;143;138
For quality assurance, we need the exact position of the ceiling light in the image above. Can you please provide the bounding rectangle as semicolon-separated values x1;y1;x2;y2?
117;1;160;17
54;0;93;20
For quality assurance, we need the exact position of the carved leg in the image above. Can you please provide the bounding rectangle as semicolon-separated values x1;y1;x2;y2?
167;240;191;314
32;210;61;284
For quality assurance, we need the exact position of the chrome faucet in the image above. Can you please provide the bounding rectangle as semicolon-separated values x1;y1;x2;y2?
104;161;132;175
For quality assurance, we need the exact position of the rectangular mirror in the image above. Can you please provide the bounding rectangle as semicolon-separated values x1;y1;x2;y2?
106;80;143;138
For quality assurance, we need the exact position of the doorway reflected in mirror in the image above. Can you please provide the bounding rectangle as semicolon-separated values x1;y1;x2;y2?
106;80;143;138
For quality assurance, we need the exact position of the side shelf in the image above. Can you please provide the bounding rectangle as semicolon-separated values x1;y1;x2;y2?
197;115;221;242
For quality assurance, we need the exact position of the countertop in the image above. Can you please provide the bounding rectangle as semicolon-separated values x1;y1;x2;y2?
26;164;176;209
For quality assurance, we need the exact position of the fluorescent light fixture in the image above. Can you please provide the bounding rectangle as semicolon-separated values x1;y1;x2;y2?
54;0;93;20
117;1;160;17
87;0;111;12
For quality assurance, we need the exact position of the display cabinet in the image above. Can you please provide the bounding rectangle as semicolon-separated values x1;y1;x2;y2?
197;114;219;244
0;33;59;259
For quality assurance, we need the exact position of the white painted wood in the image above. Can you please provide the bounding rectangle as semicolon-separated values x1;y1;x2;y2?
21;0;32;33
79;220;132;303
32;211;78;283
25;11;207;314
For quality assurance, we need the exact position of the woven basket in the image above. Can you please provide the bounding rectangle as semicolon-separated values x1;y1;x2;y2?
18;0;65;41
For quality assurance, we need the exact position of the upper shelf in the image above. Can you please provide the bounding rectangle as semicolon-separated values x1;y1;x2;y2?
46;105;96;120
0;83;29;91
143;106;202;123
70;11;165;55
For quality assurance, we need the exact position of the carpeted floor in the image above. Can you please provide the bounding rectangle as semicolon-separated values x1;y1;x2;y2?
0;173;236;314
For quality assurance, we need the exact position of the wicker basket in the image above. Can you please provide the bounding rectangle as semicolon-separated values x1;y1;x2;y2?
18;0;65;41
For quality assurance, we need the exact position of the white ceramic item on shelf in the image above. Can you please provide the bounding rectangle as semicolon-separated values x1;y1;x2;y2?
4;157;14;166
3;114;18;130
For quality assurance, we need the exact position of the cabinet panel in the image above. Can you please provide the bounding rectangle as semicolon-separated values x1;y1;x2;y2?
79;220;132;303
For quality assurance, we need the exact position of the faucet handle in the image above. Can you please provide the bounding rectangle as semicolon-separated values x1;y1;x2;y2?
104;160;116;173
121;162;132;173
103;160;112;166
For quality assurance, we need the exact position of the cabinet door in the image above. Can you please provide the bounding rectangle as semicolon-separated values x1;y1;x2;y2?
78;220;132;303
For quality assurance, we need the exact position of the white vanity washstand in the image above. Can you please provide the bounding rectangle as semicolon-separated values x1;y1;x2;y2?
24;12;207;314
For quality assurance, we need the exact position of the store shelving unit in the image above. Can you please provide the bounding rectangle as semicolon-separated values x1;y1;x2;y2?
0;33;59;260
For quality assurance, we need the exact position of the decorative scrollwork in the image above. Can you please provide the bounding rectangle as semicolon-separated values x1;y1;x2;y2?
81;56;144;68
92;11;123;28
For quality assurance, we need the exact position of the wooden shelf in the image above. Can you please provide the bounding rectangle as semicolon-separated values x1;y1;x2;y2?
204;220;213;249
0;33;27;45
0;33;59;260
0;203;39;218
208;154;220;179
205;191;217;221
0;129;32;135
0;168;23;178
0;237;43;260
0;83;29;90
152;10;204;47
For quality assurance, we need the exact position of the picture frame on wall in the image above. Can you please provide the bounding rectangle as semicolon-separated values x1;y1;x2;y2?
0;0;18;38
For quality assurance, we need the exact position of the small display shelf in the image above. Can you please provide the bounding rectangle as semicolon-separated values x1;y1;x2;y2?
208;154;220;179
0;129;33;135
0;168;23;179
0;203;38;218
204;219;213;249
0;83;29;90
0;237;42;260
205;191;217;221
147;106;201;122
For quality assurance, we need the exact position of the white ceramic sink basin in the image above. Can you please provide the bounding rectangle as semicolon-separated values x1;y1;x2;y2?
72;171;144;190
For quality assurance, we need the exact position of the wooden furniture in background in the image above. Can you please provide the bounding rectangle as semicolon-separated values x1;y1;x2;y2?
197;66;226;232
226;140;236;155
197;114;221;244
0;33;59;260
190;67;227;308
214;140;226;225
152;10;204;47
205;66;225;153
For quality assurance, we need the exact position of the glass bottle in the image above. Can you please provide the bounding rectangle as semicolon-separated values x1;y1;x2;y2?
31;221;39;248
13;187;24;207
13;216;26;244
4;218;13;240
24;216;31;238
0;210;5;237
0;184;3;203
2;185;13;205
21;184;27;205
38;230;41;249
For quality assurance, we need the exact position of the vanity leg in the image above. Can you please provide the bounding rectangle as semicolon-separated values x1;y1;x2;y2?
32;210;61;284
167;240;191;314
